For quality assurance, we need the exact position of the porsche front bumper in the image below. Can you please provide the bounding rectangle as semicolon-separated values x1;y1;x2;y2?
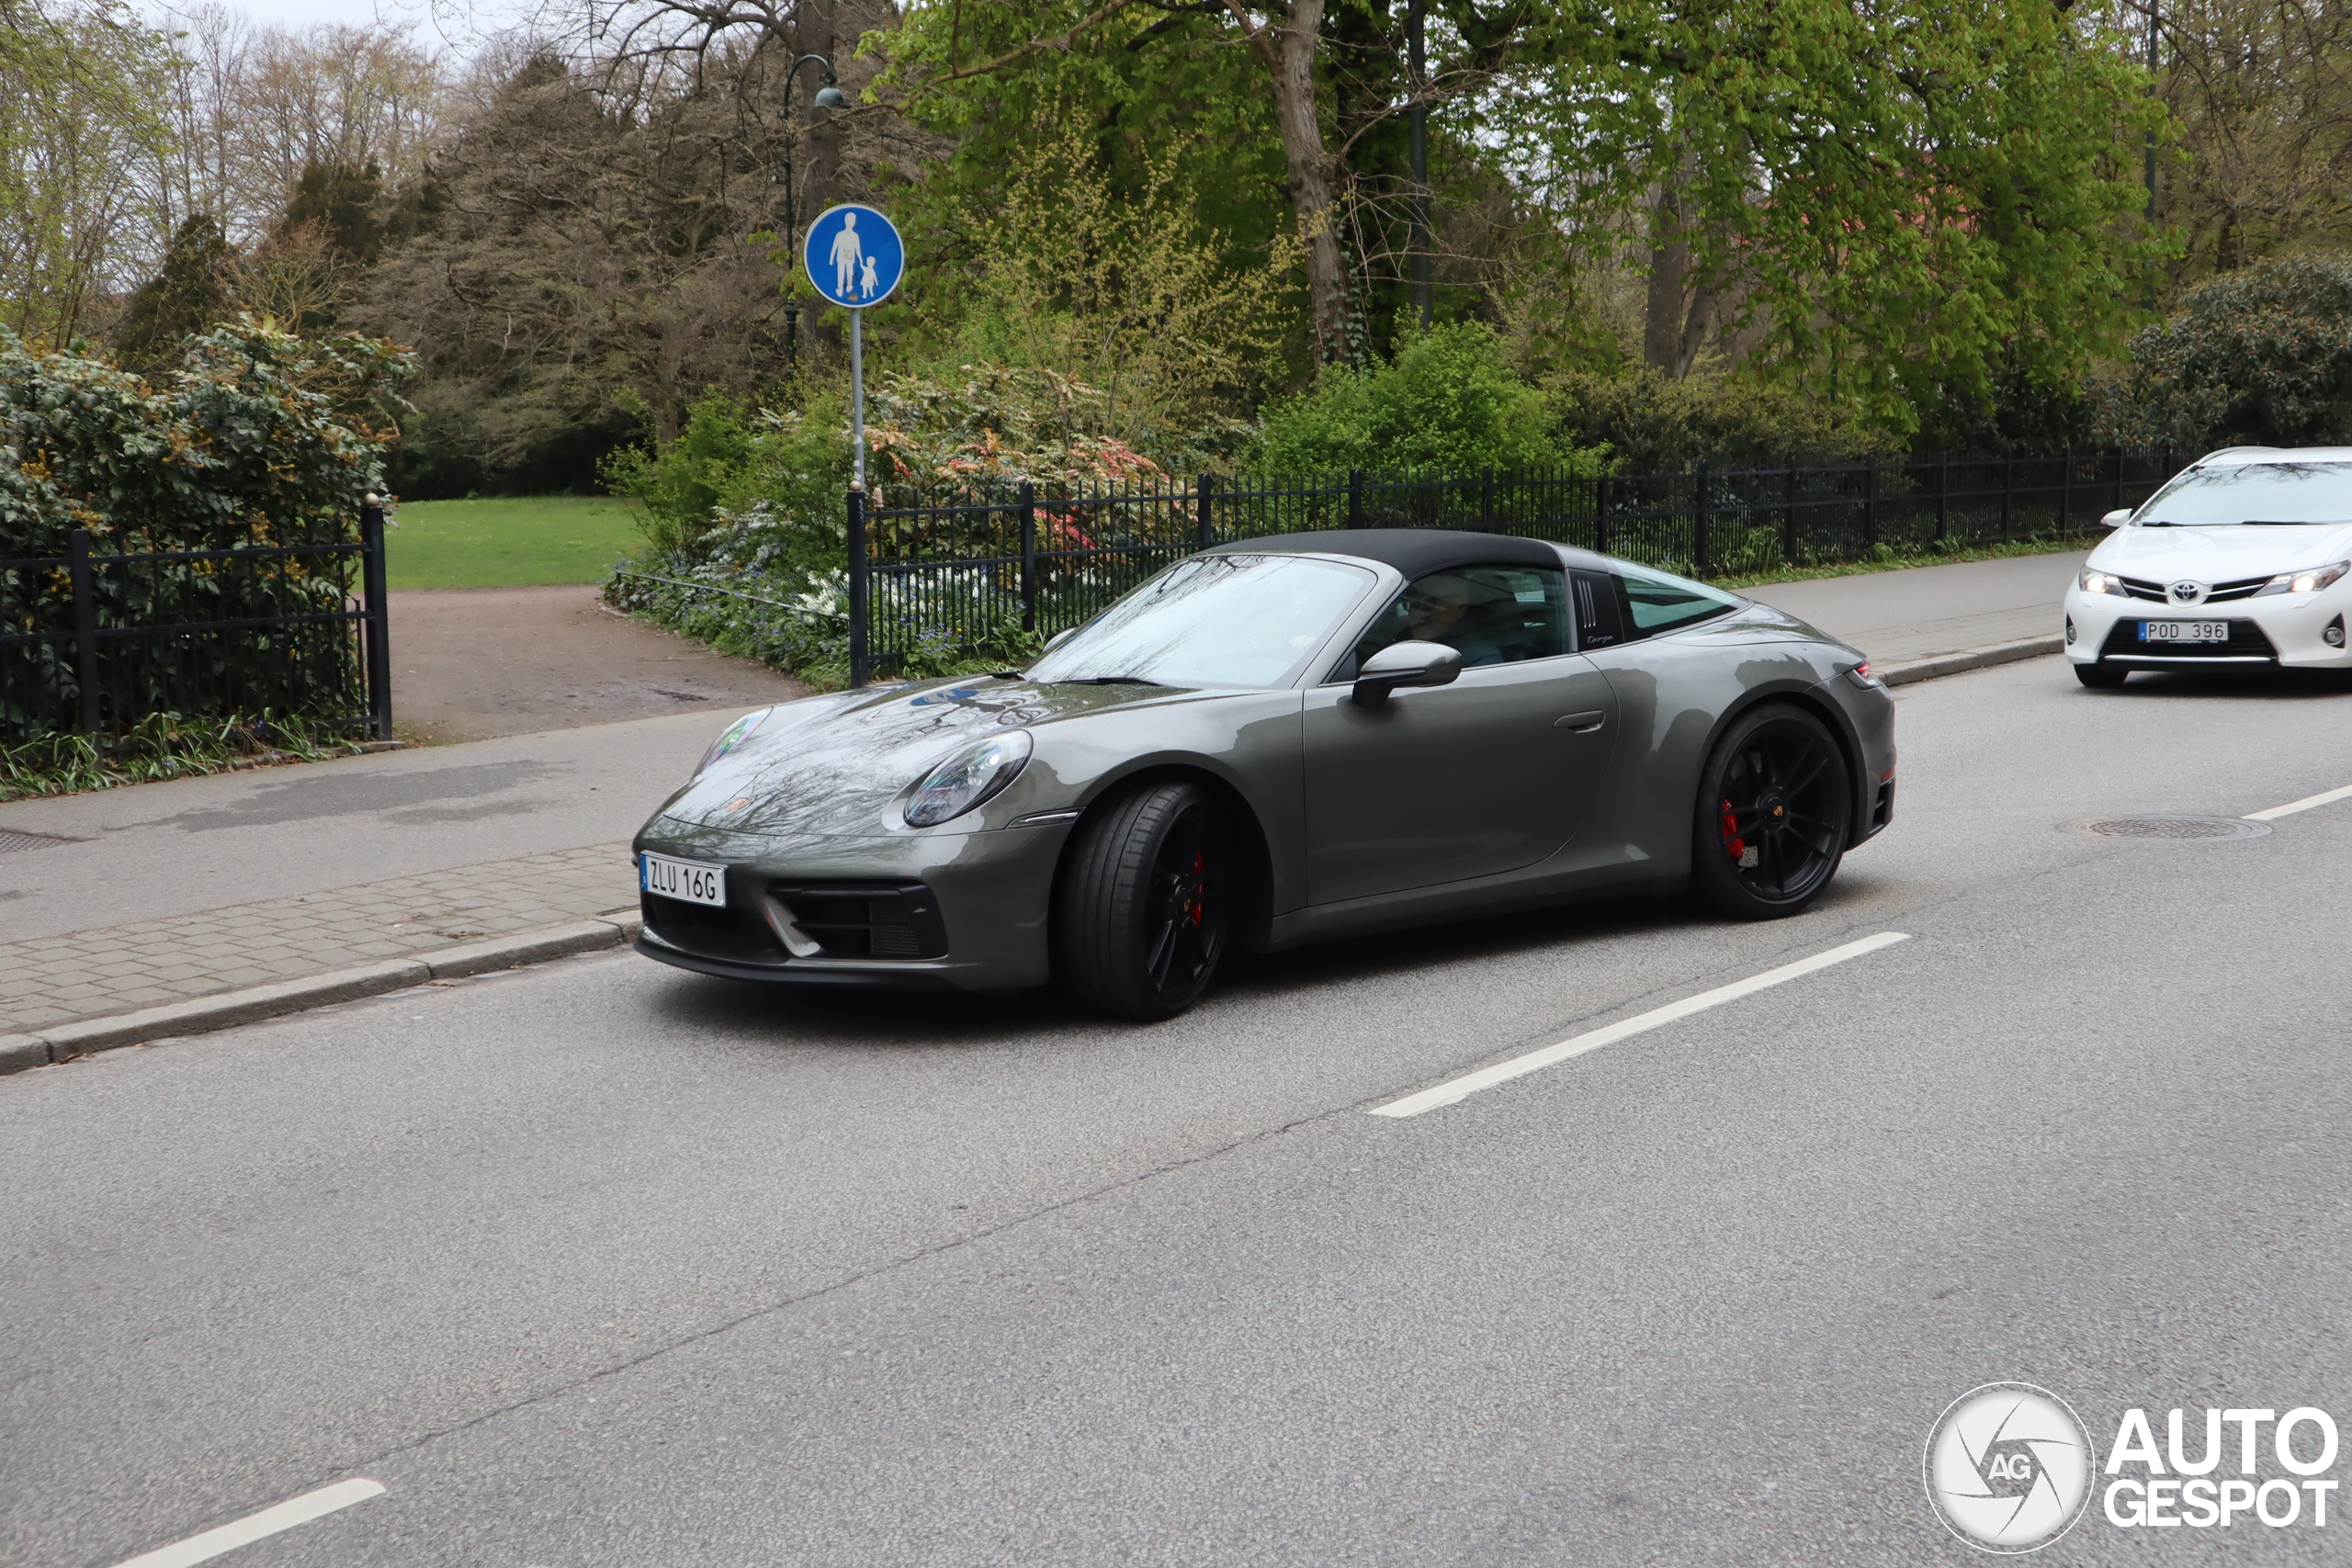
629;817;1073;991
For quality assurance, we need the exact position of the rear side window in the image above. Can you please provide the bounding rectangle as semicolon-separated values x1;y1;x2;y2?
1619;562;1741;637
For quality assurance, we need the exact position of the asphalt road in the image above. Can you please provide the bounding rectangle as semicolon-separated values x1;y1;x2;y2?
6;657;2350;1567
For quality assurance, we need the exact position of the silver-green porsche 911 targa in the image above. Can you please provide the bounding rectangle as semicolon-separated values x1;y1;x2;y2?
632;529;1897;1019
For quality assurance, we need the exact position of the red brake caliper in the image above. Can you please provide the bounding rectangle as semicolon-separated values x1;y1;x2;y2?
1719;797;1747;864
1190;850;1205;924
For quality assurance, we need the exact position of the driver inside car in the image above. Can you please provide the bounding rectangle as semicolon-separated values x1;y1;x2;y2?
1357;570;1525;669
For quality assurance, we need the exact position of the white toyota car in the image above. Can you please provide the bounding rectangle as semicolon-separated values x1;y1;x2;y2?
2066;446;2352;687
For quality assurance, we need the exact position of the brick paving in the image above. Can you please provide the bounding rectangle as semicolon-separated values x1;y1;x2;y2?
0;844;639;1034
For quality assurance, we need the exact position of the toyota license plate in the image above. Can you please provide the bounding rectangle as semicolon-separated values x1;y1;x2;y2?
640;852;726;907
2142;620;2228;643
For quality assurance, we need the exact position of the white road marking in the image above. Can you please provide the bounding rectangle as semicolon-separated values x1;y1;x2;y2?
1367;931;1912;1119
2246;783;2352;821
110;1479;385;1568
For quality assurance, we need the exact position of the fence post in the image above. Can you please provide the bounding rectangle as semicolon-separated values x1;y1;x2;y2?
1593;472;1611;557
2111;448;2123;514
2059;446;2072;536
1862;455;1878;548
69;526;99;736
1781;458;1798;566
359;497;392;739
1348;468;1363;527
1692;459;1711;578
1481;466;1495;532
2001;451;2014;541
1934;451;1949;547
847;487;870;688
1018;479;1037;634
1195;472;1215;550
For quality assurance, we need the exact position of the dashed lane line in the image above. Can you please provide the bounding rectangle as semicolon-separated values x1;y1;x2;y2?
2246;783;2352;822
1367;931;1913;1119
109;1479;385;1568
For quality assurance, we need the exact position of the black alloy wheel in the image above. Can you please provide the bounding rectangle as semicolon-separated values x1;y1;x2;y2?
1690;704;1852;919
1057;780;1233;1020
2075;662;2130;688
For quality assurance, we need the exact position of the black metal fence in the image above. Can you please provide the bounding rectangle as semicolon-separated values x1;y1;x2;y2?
846;448;2177;684
0;503;393;746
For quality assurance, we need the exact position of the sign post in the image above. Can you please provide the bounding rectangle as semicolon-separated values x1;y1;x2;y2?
802;203;904;686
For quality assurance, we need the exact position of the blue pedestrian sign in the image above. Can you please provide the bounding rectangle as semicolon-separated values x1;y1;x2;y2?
802;203;903;309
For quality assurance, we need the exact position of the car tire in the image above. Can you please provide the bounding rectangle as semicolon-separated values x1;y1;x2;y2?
1056;780;1233;1021
1690;704;1852;920
2075;662;2129;688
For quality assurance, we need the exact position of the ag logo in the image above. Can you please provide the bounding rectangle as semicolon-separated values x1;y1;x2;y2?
2168;579;2207;605
1924;1382;2096;1553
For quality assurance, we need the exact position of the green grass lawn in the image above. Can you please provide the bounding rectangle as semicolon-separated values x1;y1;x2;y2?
385;495;647;590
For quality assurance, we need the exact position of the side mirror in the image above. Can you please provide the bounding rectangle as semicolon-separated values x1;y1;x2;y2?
1352;639;1462;708
2099;508;2132;529
1042;627;1078;652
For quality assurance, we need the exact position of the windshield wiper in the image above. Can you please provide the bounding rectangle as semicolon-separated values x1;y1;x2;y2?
1056;675;1163;686
2240;519;2331;525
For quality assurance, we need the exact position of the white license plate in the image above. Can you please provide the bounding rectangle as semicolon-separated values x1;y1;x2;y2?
640;852;726;907
2142;620;2228;643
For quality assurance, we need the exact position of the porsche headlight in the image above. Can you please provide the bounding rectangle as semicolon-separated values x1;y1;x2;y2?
2253;560;2350;597
695;708;769;777
904;730;1032;827
2078;569;2130;596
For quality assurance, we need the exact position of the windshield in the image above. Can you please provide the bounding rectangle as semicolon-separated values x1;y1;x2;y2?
1027;553;1375;688
2136;462;2352;525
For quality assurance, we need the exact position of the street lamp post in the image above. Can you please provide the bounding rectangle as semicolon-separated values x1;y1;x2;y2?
781;53;848;369
1408;0;1430;331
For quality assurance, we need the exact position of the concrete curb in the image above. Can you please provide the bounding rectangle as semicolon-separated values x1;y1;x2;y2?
1;908;643;1074
1879;635;2063;687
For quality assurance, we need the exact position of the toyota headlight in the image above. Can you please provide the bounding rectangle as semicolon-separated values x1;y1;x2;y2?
695;708;770;777
2253;560;2350;597
2078;569;2130;596
904;730;1032;827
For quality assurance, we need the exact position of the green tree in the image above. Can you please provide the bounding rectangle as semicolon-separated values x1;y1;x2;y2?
1493;0;2172;435
1254;320;1592;472
109;212;238;371
0;0;178;343
2098;253;2352;451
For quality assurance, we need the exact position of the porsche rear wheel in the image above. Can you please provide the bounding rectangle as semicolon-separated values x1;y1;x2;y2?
1690;705;1851;919
1057;781;1232;1021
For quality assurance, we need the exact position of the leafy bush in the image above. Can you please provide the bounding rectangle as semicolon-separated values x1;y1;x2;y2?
1254;321;1595;474
2096;254;2352;453
1;320;413;739
867;366;1164;498
599;390;763;553
1543;366;1896;472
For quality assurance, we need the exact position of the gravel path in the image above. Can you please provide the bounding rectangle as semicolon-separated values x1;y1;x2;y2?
388;585;807;744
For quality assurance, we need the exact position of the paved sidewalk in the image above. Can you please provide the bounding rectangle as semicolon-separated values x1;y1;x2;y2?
1743;550;2084;665
0;844;636;1036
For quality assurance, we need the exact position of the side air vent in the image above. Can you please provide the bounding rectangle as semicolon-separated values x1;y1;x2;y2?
767;882;950;960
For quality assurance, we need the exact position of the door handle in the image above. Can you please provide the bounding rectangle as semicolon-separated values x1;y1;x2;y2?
1554;710;1606;733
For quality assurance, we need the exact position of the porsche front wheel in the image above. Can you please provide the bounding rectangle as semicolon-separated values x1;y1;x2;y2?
1057;781;1232;1021
1690;705;1852;919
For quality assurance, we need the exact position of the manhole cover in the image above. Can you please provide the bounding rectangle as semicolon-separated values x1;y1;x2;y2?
0;829;79;854
2062;815;2272;841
